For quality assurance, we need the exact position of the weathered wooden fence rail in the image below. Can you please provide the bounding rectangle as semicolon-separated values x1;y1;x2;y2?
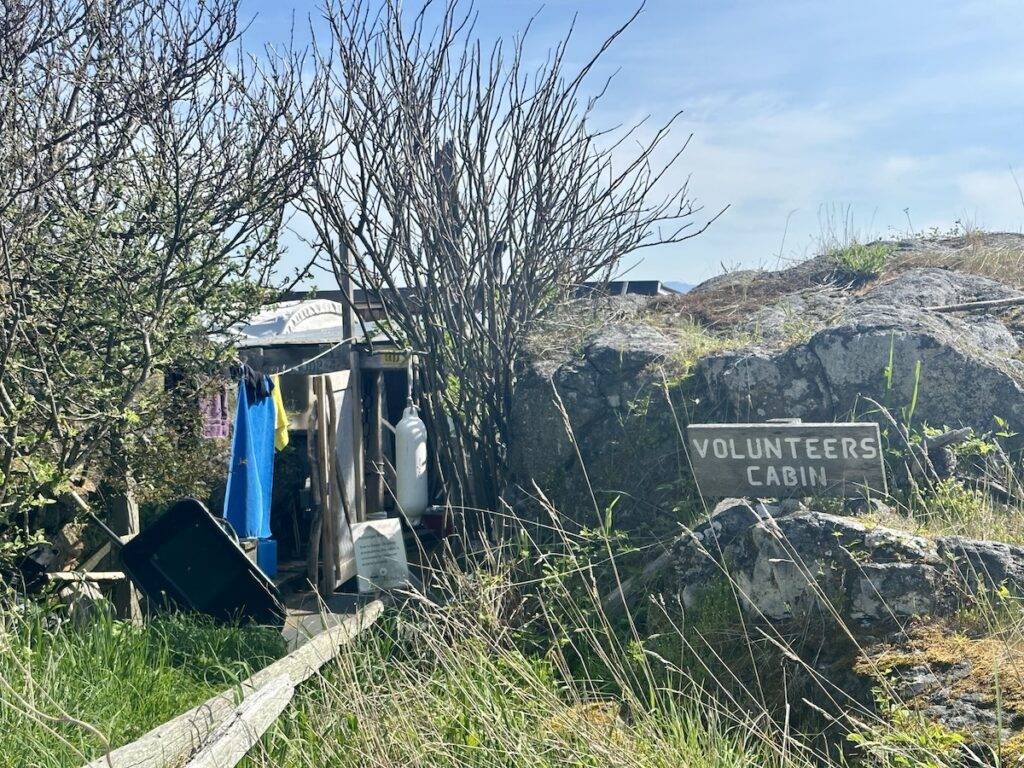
82;600;384;768
184;675;296;768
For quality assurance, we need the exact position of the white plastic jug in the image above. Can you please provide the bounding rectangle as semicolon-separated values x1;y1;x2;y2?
395;404;428;523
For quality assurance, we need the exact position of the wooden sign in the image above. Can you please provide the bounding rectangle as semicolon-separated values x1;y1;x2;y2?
686;422;886;498
361;350;410;370
351;519;410;593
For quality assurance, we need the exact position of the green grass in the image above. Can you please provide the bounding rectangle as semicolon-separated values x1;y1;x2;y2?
652;319;754;385
831;241;895;278
11;481;1024;767
242;558;813;768
253;629;798;767
0;578;814;768
855;477;1024;545
0;606;283;767
1;528;999;768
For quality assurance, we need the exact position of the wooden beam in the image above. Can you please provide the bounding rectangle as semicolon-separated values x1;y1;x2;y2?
306;408;323;590
184;675;295;768
324;377;343;589
80;543;112;573
315;377;337;593
79;535;134;573
368;369;384;515
82;600;384;768
350;352;365;522
338;252;365;524
46;571;125;583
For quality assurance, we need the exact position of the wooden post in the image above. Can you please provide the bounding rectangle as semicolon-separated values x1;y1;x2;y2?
368;369;384;515
305;403;322;590
349;353;365;522
109;476;141;622
314;377;337;593
325;382;345;582
339;260;365;523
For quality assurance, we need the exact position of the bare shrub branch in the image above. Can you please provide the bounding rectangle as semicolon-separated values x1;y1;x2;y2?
302;0;716;513
0;0;319;527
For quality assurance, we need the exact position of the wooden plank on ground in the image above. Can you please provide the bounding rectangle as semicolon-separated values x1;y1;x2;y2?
46;571;125;583
82;599;383;768
80;543;112;573
184;675;295;768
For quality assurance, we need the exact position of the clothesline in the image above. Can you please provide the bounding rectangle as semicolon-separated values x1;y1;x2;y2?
272;338;421;376
274;335;358;375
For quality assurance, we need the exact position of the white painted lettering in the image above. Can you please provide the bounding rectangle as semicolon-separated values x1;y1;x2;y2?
746;466;763;486
805;438;821;459
841;437;858;459
782;466;798;486
784;437;802;459
860;437;878;460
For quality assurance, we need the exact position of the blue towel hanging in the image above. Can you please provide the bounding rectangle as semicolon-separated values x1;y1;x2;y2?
223;377;276;539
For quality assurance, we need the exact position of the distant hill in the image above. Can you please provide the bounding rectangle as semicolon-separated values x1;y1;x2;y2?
664;281;693;293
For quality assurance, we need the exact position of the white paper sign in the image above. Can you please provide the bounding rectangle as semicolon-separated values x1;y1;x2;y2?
351;519;410;593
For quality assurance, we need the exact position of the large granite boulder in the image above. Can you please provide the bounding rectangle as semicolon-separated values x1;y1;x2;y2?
699;268;1024;434
512;320;677;469
635;498;1024;634
509;238;1024;756
510;314;689;537
609;498;1024;755
509;261;1024;533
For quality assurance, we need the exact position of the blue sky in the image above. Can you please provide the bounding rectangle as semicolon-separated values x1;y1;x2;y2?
246;0;1024;286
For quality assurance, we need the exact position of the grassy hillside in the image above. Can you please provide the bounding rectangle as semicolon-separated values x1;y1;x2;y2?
9;233;1024;767
6;500;1014;768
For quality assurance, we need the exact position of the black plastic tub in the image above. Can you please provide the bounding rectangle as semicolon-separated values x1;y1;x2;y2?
120;497;286;628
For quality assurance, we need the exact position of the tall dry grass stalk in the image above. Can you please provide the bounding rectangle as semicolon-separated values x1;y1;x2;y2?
4;486;1022;767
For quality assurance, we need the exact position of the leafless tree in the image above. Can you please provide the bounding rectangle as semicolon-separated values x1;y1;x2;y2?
0;0;321;529
302;0;717;514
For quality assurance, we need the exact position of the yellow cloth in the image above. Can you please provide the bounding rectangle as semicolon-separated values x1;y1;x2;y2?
270;374;290;451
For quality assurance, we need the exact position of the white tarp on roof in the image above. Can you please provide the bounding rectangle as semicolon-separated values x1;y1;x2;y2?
228;298;394;350
233;299;344;345
230;299;370;348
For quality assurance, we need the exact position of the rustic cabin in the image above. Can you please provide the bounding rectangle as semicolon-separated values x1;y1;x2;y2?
225;297;425;598
231;282;678;595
